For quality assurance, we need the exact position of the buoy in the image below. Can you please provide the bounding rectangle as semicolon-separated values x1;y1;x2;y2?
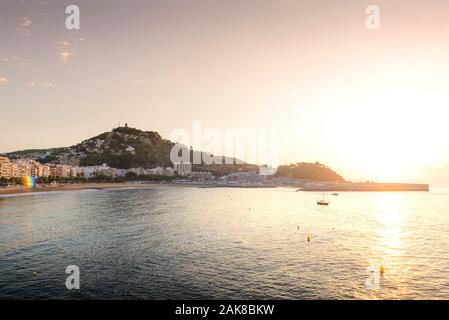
32;272;37;276
297;225;299;230
307;235;311;242
379;265;385;274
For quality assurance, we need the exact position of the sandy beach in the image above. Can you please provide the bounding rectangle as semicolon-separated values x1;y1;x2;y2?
0;182;196;196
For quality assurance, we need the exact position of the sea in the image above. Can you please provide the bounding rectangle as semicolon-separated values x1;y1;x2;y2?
1;186;449;299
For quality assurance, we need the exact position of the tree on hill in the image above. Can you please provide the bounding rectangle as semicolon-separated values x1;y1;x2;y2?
275;162;346;182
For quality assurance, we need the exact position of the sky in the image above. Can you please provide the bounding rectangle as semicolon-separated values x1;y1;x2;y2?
1;0;449;183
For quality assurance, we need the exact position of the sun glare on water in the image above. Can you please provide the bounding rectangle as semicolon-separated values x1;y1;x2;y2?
364;192;412;299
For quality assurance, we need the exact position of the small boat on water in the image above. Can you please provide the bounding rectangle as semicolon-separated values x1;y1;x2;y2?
317;199;329;206
332;193;339;196
317;193;330;206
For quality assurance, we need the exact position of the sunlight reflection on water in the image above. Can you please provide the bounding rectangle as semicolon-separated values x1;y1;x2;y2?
1;187;448;299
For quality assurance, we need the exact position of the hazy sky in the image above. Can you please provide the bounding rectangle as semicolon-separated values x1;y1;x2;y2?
1;0;449;182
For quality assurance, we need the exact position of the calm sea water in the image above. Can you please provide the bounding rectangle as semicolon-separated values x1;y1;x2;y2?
1;187;449;299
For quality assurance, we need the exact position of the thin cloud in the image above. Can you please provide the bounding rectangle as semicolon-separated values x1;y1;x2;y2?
55;36;85;63
20;18;32;28
28;81;53;88
19;17;32;37
56;41;70;49
59;51;74;62
56;41;75;62
0;76;8;85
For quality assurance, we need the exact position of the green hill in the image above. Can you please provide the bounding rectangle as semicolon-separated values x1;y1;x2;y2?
8;126;253;174
8;126;347;181
275;162;346;182
76;126;174;168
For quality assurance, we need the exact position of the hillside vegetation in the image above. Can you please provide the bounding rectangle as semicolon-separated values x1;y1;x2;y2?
8;126;347;181
275;162;346;182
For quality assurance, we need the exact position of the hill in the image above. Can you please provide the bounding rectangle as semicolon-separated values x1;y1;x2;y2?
8;126;347;181
76;126;174;168
275;162;346;182
7;125;255;175
9;126;175;169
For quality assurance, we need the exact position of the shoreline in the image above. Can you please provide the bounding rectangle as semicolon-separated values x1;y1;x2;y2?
0;181;435;197
0;182;199;196
0;182;279;196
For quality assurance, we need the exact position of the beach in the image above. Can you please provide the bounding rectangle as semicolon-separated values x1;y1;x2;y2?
0;182;284;196
0;182;190;196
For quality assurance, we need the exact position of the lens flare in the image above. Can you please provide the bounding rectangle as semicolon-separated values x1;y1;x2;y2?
24;176;36;188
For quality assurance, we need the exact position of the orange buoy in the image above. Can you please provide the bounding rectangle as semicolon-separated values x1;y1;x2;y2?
307;235;311;242
379;265;385;274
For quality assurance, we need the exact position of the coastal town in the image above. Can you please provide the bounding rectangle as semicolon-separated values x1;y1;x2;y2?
0;155;282;188
0;155;195;181
0;154;430;193
0;125;348;190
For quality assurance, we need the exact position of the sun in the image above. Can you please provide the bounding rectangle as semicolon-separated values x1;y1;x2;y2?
322;68;449;182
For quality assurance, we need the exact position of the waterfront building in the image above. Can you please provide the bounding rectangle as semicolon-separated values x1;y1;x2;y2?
0;156;13;178
2;156;179;180
165;167;175;176
222;171;267;184
80;164;115;178
174;162;192;176
70;166;82;178
29;161;50;178
81;166;97;178
49;164;72;178
11;160;31;178
127;167;144;176
39;164;51;177
190;171;213;181
115;169;127;177
50;164;63;177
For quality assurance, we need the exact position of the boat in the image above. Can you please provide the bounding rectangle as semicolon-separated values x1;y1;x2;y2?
317;199;329;206
317;193;330;206
332;193;339;196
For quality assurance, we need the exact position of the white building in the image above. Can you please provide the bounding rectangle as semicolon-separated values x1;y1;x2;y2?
127;167;144;176
0;156;13;178
154;167;165;175
174;162;192;176
190;171;213;181
81;166;97;178
125;146;135;154
165;167;175;176
222;172;266;184
115;169;128;177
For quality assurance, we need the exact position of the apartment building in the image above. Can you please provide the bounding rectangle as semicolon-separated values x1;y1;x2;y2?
0;156;13;178
174;162;192;176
